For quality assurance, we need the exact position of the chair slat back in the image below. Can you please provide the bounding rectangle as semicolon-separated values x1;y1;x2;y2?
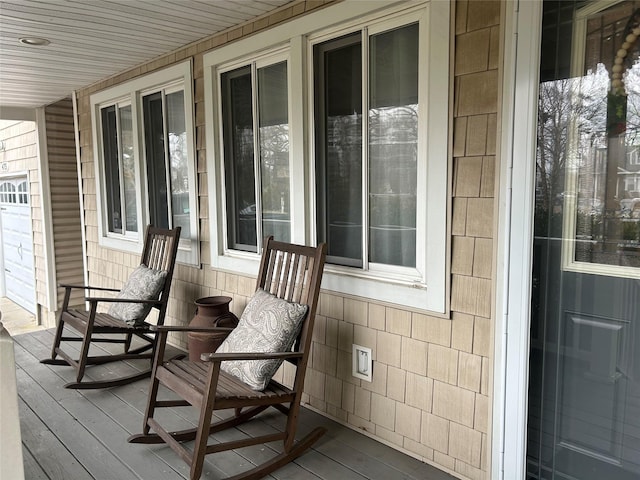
256;237;326;372
259;241;321;306
140;225;181;321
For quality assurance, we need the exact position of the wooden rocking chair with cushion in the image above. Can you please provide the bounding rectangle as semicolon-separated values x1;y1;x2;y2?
128;236;327;480
41;225;181;389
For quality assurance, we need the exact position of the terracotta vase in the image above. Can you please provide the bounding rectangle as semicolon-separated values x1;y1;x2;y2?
187;296;238;361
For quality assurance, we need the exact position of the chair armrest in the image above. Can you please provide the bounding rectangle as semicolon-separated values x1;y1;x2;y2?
59;283;120;292
85;297;161;305
149;325;235;333
200;351;303;362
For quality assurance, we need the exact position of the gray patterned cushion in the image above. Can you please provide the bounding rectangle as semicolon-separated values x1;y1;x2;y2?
108;264;167;326
217;288;308;391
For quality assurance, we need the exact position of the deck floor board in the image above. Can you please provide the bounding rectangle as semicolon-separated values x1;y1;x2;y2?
22;445;50;480
12;328;455;480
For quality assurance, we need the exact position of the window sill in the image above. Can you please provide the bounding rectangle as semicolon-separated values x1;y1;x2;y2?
322;267;445;314
98;234;199;267
99;234;141;255
212;250;447;315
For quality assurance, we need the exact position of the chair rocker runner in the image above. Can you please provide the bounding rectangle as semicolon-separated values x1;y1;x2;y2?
128;237;327;480
41;225;181;389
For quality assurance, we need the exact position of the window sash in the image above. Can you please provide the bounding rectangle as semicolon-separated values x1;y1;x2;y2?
222;65;258;251
141;88;192;241
367;23;419;269
143;91;171;229
166;90;191;240
220;57;291;253
314;22;420;271
119;105;137;233
258;61;291;244
100;102;137;236
101;105;121;233
314;33;364;267
102;105;123;234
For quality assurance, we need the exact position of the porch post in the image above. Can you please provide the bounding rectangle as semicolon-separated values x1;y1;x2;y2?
494;0;542;479
0;321;25;480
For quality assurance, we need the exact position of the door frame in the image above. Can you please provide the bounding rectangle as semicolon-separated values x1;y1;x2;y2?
493;1;542;479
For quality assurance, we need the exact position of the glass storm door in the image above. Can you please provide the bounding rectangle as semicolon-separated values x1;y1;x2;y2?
527;1;640;479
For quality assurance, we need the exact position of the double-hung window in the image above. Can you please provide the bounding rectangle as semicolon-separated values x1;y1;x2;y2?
205;1;449;312
220;54;291;252
92;61;198;264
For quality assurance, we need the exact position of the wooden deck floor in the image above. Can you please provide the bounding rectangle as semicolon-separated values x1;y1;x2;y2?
13;328;455;480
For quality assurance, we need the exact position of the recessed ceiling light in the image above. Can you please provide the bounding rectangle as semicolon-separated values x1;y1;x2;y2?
18;37;50;46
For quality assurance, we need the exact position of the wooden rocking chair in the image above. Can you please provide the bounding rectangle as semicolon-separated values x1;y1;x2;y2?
41;225;181;389
128;237;327;480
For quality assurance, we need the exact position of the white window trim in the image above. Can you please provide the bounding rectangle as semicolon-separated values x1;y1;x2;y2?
91;61;199;265
204;1;449;314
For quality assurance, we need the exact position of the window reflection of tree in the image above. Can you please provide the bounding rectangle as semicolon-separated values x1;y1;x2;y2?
536;59;640;267
536;74;606;237
260;123;289;215
168;131;188;193
536;59;640;265
368;104;418;228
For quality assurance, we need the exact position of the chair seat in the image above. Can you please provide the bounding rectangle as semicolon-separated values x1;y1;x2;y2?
158;359;295;408
62;309;151;331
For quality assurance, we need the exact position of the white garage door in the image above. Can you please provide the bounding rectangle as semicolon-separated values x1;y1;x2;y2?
0;177;35;314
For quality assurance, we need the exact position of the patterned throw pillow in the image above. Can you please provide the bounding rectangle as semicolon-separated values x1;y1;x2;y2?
108;264;167;326
217;288;308;391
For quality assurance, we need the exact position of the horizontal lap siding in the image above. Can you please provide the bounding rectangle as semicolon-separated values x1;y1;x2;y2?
45;98;85;309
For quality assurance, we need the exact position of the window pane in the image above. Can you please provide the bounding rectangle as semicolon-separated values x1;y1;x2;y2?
258;61;290;242
143;92;169;229
369;23;418;267
18;181;28;205
166;91;190;239
119;105;137;232
315;33;363;266
0;182;16;204
222;66;257;251
101;105;123;233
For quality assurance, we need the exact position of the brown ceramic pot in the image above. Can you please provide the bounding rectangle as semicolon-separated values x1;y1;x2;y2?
187;296;238;361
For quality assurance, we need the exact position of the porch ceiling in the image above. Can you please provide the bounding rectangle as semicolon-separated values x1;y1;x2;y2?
0;0;295;113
